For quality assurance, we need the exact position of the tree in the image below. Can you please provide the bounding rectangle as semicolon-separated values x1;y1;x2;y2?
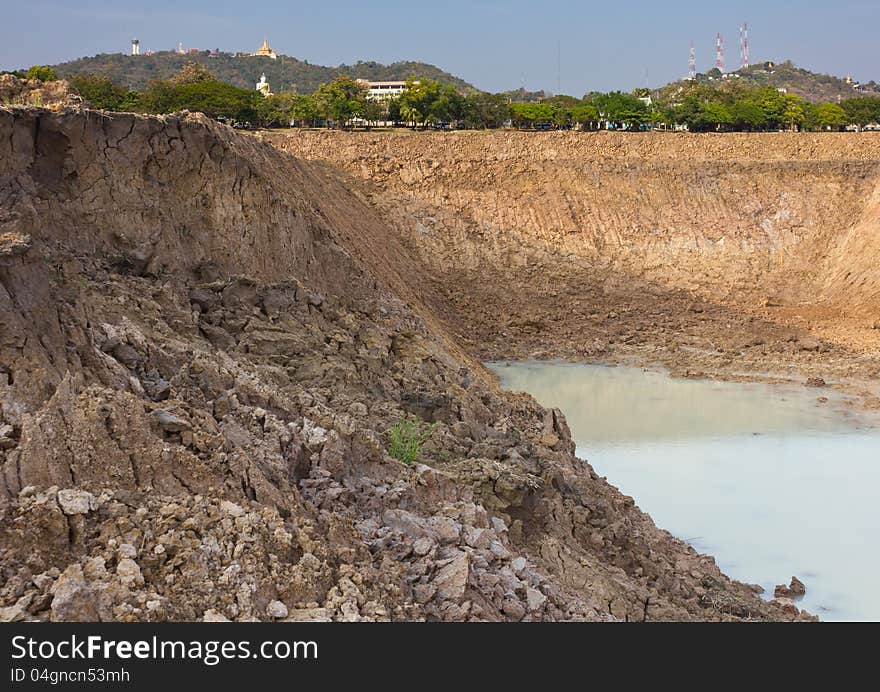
141;79;258;123
841;97;880;127
591;92;650;129
570;103;600;129
290;94;321;127
783;94;806;131
361;99;386;126
430;84;466;124
313;75;367;127
729;100;767;131
400;78;442;126
25;65;58;82
70;74;140;111
461;93;509;129
703;102;734;130
814;102;847;130
509;102;554;128
255;92;298;127
169;62;215;86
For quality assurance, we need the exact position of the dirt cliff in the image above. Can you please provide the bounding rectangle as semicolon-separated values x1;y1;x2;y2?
271;130;880;400
0;107;814;622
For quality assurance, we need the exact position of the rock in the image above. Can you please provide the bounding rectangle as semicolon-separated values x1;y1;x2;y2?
502;597;526;620
0;596;30;622
57;489;96;515
413;582;436;604
111;342;142;369
266;600;289;619
413;537;435;556
150;409;191;433
50;565;98;622
774;576;806;599
526;586;547;611
805;377;826;387
511;556;528;574
116;558;144;587
202;609;231;622
788;576;806;596
220;500;246;518
432;551;470;602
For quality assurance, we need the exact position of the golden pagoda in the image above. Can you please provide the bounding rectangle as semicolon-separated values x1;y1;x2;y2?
251;38;277;60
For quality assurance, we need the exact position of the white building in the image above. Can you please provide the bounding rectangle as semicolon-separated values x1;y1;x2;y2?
131;39;140;56
358;80;413;101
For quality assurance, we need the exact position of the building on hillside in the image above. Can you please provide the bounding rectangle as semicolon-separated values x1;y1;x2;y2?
256;73;272;97
357;80;415;101
250;39;277;60
131;39;140;56
176;42;186;54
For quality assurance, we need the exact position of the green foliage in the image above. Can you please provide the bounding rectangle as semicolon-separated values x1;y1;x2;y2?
141;78;258;122
290;93;322;126
590;91;650;128
840;97;880;126
388;417;437;466
255;92;297;127
70;74;140;111
461;93;510;129
313;74;367;126
25;65;58;82
509;102;555;128
813;102;847;130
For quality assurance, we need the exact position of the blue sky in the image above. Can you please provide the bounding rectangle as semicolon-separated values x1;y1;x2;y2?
2;1;878;94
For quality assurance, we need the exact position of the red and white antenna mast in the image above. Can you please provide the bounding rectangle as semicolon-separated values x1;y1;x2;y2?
688;42;696;80
716;33;725;73
740;23;750;70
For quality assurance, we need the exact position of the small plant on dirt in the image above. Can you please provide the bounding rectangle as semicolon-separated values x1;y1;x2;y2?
388;416;437;466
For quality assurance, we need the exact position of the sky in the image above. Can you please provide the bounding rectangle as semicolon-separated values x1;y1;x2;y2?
2;1;878;95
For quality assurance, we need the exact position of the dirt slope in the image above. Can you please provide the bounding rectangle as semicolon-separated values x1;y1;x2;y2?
271;130;880;400
0;107;809;622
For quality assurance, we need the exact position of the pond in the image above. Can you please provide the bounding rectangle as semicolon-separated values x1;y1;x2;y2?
486;360;880;621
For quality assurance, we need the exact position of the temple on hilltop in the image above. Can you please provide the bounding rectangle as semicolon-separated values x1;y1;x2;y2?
250;38;277;60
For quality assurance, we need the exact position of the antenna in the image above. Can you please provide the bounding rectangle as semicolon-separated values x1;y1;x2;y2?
688;42;696;80
740;23;749;70
716;33;725;73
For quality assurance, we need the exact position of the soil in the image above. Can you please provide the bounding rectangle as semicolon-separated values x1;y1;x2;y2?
268;129;880;410
4;105;869;622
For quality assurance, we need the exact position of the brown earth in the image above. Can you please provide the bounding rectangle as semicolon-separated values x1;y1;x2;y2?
1;108;863;623
269;129;880;409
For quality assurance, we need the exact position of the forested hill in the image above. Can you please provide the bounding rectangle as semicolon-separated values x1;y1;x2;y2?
45;51;477;94
657;60;880;104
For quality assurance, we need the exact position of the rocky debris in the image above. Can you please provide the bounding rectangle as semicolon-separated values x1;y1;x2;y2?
266;600;289;619
0;75;83;110
805;377;826;388
57;489;97;515
774;577;807;599
0;108;822;622
0;232;31;258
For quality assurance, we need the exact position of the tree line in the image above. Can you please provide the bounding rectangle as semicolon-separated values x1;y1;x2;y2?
8;63;880;132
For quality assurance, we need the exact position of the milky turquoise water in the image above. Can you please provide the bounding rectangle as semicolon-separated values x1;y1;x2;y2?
487;360;880;621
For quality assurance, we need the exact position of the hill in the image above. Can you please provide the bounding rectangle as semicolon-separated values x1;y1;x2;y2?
42;51;477;94
657;60;880;104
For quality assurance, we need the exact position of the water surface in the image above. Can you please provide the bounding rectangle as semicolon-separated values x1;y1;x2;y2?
487;361;880;621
